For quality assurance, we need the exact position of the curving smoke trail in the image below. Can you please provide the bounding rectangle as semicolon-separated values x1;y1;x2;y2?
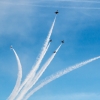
24;56;100;100
16;44;62;100
7;48;22;100
15;42;51;99
14;15;57;99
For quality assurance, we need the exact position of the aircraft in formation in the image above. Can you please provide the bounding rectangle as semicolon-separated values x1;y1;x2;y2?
61;40;64;43
10;45;13;49
55;10;59;14
53;51;56;53
53;40;64;53
49;39;52;42
11;10;62;54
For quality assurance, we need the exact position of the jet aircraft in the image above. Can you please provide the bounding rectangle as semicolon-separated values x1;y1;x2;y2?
61;40;64;43
53;51;56;53
10;45;13;49
55;10;59;14
49;39;52;42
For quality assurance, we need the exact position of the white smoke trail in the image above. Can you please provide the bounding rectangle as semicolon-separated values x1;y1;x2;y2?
14;16;57;99
15;43;51;99
16;44;62;100
43;42;51;56
7;48;22;100
24;56;100;100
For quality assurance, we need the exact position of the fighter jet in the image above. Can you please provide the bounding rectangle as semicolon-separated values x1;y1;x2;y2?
53;51;56;53
61;40;64;43
10;45;13;49
49;39;52;42
55;10;59;14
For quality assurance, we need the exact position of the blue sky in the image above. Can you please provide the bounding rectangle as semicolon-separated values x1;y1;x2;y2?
0;0;100;100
